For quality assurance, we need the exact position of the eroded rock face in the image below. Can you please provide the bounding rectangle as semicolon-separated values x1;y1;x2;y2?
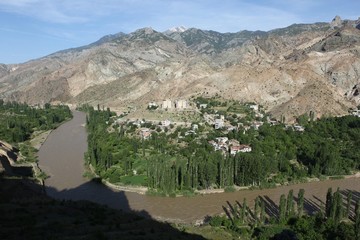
0;16;359;121
346;84;360;105
0;141;17;175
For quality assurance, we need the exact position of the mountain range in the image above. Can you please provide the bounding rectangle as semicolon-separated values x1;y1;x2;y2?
1;16;360;121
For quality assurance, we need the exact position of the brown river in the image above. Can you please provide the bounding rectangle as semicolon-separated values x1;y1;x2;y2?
38;111;360;224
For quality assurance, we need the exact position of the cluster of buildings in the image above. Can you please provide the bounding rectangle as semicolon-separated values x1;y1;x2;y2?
208;137;252;156
137;119;173;140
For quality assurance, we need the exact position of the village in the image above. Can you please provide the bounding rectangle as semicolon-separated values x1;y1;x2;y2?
111;97;310;157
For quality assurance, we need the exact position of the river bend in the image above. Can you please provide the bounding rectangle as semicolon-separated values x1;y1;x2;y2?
38;111;360;223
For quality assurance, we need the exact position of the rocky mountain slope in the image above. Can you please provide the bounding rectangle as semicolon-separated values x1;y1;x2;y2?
0;16;360;121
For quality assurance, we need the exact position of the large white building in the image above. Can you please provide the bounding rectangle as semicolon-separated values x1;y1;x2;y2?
175;100;187;109
162;99;172;109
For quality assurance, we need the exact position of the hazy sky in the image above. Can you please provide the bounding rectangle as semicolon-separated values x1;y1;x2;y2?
1;0;359;64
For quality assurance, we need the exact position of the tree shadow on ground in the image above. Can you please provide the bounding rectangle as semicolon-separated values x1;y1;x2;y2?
340;189;360;220
303;197;321;215
261;195;279;220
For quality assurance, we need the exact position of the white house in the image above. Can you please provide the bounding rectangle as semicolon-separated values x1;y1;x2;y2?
199;104;207;109
214;119;224;129
161;119;171;127
230;145;241;155
239;144;252;152
249;104;259;111
294;125;305;132
148;102;158;109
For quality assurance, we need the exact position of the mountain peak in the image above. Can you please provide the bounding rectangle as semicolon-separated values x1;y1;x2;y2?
95;32;126;45
168;26;187;33
330;15;342;28
134;27;155;35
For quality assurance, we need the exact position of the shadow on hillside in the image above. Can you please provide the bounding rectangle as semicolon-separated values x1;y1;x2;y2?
0;176;205;240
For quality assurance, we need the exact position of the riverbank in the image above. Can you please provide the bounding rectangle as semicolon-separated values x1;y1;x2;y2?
37;111;360;225
87;166;360;197
85;163;148;194
30;130;53;150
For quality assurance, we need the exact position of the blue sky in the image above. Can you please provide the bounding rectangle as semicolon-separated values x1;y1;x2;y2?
0;0;359;64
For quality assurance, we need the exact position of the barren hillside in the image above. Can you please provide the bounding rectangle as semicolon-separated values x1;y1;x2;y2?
0;16;359;121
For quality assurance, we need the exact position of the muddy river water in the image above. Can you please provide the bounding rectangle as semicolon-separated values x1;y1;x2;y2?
38;111;360;224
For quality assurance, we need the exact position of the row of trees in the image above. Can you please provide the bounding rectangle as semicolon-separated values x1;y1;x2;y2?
85;106;360;194
210;188;360;239
0;100;72;143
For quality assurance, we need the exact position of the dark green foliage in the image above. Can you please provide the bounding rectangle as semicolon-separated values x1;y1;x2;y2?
254;197;260;223
355;200;360;239
334;188;344;224
325;187;345;225
326;188;333;218
297;189;305;217
86;102;360;193
209;215;226;227
85;107;227;193
240;198;247;224
252;225;289;240
279;194;287;224
260;199;266;224
0;100;72;144
254;202;356;240
296;116;360;176
286;189;295;218
213;189;358;240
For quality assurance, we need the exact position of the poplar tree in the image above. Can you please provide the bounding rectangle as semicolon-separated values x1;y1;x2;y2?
326;187;333;218
240;198;247;224
333;188;343;223
287;189;295;217
254;197;260;223
260;199;266;224
297;189;305;217
279;194;287;224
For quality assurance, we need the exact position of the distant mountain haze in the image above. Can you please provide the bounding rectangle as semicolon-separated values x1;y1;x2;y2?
0;16;359;121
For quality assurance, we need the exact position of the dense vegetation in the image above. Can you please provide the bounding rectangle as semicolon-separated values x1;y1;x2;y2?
85;105;360;195
0;100;72;144
207;188;360;239
0;100;72;167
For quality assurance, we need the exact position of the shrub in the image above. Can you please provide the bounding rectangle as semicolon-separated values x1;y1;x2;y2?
224;186;236;192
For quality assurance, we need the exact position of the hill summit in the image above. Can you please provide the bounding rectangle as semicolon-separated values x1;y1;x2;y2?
0;16;360;121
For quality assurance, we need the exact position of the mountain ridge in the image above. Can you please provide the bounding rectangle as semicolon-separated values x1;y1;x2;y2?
0;16;359;121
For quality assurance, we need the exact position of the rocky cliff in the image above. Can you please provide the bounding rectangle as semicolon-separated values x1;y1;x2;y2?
0;140;18;175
